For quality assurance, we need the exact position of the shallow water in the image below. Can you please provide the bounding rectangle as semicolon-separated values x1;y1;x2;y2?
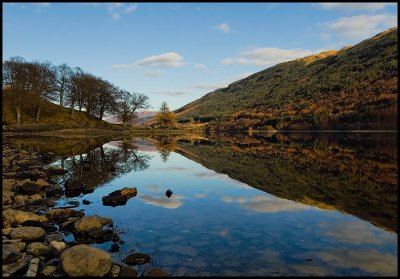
11;132;398;276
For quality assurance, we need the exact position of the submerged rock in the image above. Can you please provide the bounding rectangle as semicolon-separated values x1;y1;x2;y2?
142;267;170;277
124;253;151;266
74;216;112;233
60;244;112;277
45;208;84;223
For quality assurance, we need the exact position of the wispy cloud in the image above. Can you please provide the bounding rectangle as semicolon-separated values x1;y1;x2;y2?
107;3;138;21
112;52;185;69
318;3;396;12
214;22;231;33
194;63;207;69
222;47;313;66
324;13;397;40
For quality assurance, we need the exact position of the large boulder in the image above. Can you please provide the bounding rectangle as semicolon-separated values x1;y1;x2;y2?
10;226;46;241
74;216;112;233
102;187;137;207
3;209;48;228
45;208;84;223
109;187;137;197
60;245;112;277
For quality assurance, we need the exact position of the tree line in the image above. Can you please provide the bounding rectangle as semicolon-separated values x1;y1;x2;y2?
2;56;150;126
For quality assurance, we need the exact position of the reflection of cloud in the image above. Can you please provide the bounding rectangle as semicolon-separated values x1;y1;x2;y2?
194;171;252;189
216;228;230;237
290;265;328;276
154;166;190;171
139;194;184;209
194;193;207;198
145;185;161;192
222;195;311;213
324;221;396;244
317;249;397;276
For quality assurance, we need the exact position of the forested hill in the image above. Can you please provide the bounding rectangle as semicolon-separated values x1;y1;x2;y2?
175;27;398;130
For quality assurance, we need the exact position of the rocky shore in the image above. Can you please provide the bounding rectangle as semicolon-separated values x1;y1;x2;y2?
2;140;169;277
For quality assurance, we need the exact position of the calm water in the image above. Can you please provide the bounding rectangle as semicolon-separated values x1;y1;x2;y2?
10;132;398;276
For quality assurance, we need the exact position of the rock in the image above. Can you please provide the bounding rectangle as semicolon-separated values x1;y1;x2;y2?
41;152;55;163
19;179;50;194
40;265;57;277
26;242;52;257
3;209;48;228
124;253;151;266
110;264;121;277
2;191;15;205
46;233;64;243
120;266;138;277
166;189;173;198
60;244;112;277
65;180;85;190
2;228;13;236
102;195;128;207
45;208;84;222
46;165;68;175
2;254;33;277
2;246;22;264
85;229;115;243
142;267;170;277
49;241;67;254
10;226;46;241
82;199;92;205
110;243;120;252
59;217;81;230
25;257;40;277
46;185;64;197
109;187;137;197
20;220;58;233
14;194;42;205
67;201;80;206
2;239;26;253
28;169;48;181
74;216;112;233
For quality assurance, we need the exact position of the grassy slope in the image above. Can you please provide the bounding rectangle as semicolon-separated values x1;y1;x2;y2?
2;88;120;131
176;27;398;130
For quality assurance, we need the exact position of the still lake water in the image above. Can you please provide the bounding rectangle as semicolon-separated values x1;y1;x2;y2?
12;132;398;276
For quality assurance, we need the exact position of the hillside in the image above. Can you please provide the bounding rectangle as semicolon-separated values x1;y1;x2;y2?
2;88;120;131
176;27;398;130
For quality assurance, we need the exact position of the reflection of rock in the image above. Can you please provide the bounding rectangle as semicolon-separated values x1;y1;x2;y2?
102;187;137;207
166;189;173;198
19;179;50;194
124;253;151;266
46;165;68;175
74;216;113;233
60;245;112;277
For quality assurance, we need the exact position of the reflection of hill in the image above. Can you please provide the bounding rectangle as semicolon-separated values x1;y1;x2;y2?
174;132;397;232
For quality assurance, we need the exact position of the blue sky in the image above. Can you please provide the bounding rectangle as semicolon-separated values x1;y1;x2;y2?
3;2;398;110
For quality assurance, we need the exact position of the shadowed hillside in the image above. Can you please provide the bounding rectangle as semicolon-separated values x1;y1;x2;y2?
176;27;398;130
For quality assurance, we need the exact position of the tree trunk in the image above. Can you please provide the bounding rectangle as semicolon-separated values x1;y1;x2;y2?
16;106;21;125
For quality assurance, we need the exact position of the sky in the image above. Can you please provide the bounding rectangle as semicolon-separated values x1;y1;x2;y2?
3;2;398;111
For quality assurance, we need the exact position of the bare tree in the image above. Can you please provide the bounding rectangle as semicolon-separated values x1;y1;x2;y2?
2;57;30;124
116;91;151;127
54;63;72;108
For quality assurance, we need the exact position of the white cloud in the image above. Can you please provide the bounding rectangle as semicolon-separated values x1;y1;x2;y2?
214;22;231;33
324;13;397;40
318;3;396;12
136;52;184;68
106;3;138;20
222;47;313;66
151;91;189;96
112;52;184;69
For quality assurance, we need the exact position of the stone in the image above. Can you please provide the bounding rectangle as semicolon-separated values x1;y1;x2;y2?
109;187;137;197
102;195;128;207
3;209;48;228
29;169;48;181
14;194;42;205
10;226;46;241
142;267;170;277
2;239;26;253
86;229;115;243
49;241;67;254
20;220;58;233
110;264;121;277
82;199;92;205
60;217;81;230
26;242;52;257
46;233;64;243
40;265;57;277
110;243;120;252
3;228;13;236
25;257;40;277
45;208;84;222
60;245;112;277
2;254;33;277
19;179;49;194
2;246;22;264
120;266;138;277
46;185;64;197
74;216;112;233
124;253;151;266
2;190;15;205
166;189;173;198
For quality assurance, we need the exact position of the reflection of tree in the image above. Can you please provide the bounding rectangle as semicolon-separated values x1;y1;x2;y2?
151;135;177;163
62;140;151;196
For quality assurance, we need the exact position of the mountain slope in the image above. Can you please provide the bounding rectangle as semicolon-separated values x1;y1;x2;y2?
176;27;398;130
